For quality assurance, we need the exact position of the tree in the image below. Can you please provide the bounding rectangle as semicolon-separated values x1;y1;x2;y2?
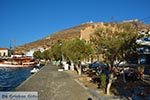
42;49;51;60
33;50;43;59
50;41;62;61
93;24;138;66
62;39;93;62
62;39;93;75
92;23;139;95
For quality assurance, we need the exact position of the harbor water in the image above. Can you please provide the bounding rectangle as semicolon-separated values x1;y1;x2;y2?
0;67;34;91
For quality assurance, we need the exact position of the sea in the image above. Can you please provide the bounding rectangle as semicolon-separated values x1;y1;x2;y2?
0;66;35;91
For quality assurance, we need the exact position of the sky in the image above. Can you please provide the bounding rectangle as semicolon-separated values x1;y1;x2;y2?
0;0;150;49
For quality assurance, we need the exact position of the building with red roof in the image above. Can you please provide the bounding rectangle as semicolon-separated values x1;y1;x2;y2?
0;48;9;57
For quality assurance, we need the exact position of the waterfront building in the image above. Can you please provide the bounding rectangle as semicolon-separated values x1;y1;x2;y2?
25;50;35;58
0;48;9;57
24;48;45;58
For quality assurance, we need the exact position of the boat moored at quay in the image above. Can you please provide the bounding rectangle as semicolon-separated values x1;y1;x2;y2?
0;56;38;67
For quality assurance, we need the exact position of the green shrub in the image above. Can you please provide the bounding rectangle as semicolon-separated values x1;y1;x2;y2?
137;66;144;71
100;74;107;89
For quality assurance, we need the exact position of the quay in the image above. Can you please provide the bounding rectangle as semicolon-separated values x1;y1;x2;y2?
15;64;98;100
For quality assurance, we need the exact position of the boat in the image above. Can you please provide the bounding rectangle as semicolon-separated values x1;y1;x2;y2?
0;63;37;67
30;67;39;74
0;57;37;67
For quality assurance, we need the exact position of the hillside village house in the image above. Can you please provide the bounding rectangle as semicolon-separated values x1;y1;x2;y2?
0;48;9;57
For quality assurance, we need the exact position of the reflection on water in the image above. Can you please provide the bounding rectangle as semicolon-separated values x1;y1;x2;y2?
0;67;34;91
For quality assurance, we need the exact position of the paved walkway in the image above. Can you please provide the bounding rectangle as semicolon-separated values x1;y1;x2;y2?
15;64;97;100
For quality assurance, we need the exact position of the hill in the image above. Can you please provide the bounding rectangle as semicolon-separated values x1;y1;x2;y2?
14;21;150;53
14;22;96;53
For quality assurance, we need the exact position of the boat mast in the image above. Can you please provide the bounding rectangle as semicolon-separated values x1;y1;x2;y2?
9;40;12;57
14;37;16;49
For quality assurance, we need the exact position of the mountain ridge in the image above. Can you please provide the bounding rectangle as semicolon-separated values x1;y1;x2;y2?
14;21;150;53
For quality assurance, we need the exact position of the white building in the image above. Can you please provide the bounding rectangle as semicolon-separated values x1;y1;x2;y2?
25;50;35;57
24;48;45;58
0;48;9;57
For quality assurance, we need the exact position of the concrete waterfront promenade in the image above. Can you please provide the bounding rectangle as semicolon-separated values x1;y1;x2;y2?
15;64;98;100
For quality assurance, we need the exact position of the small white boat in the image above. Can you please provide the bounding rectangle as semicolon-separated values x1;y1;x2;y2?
30;68;39;74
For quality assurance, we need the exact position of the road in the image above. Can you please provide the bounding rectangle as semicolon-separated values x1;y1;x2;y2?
15;64;97;100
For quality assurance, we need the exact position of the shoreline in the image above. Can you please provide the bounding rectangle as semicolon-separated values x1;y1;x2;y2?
14;65;45;91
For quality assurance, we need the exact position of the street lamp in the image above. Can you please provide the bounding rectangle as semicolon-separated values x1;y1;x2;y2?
59;41;63;65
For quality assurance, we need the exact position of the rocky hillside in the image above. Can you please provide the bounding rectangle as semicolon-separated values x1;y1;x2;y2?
14;22;96;53
14;21;150;53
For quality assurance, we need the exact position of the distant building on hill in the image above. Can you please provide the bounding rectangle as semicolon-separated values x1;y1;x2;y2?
0;48;9;57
